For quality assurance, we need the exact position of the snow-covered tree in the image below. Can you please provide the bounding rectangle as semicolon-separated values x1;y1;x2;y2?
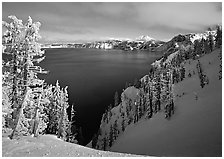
66;104;77;143
2;15;48;139
2;16;75;141
2;83;13;130
113;119;119;140
109;124;114;147
114;91;119;107
44;81;70;140
57;84;70;140
154;73;161;112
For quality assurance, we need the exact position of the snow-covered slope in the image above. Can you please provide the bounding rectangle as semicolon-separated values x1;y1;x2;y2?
2;134;141;157
111;49;222;156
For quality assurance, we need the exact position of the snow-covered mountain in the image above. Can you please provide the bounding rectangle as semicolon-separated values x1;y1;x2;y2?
136;35;155;42
156;30;217;53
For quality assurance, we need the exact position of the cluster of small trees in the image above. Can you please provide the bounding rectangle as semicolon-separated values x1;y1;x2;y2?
193;26;222;59
193;26;222;87
2;16;77;142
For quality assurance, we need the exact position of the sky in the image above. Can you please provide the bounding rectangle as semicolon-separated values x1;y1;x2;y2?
2;2;222;43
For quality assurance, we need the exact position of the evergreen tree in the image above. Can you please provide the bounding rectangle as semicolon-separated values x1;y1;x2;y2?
180;65;185;81
200;38;206;54
114;91;119;107
154;74;161;112
204;39;210;54
194;39;202;57
121;112;126;132
109;124;114;147
2;72;13;130
57;85;70;140
215;25;222;48
68;104;77;143
147;91;153;119
208;32;214;52
2;16;49;139
44;81;70;139
113;119;119;140
134;100;138;123
196;60;209;88
103;136;107;151
134;78;141;88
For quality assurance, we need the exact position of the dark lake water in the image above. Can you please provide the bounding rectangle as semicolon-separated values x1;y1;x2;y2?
39;48;162;144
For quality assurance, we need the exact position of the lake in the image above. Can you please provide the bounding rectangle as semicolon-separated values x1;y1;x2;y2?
39;48;162;144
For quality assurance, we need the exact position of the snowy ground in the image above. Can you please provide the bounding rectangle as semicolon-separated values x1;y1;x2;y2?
111;49;222;157
2;134;141;157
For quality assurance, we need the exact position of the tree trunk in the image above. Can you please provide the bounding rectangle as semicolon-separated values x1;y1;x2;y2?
9;89;29;139
12;43;18;120
57;103;64;139
32;94;42;137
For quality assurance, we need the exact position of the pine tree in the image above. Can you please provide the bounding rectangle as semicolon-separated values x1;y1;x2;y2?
146;90;153;119
200;38;206;54
113;119;119;140
134;78;141;88
2;16;49;139
154;74;161;112
103;136;107;151
194;39;202;57
134;100;138;123
109;124;114;147
204;39;210;54
215;25;222;48
114;91;119;107
121;112;126;132
208;32;214;52
2;84;13;130
180;65;185;81
67;104;77;142
57;86;70;140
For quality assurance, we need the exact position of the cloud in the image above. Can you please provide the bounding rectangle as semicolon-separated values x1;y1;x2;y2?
134;3;221;30
2;2;222;43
